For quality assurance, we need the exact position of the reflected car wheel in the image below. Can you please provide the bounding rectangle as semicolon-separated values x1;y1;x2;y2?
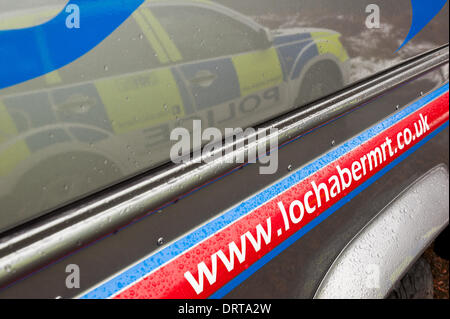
296;61;344;108
11;152;122;222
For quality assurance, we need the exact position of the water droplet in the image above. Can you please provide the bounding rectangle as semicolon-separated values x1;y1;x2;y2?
4;264;12;273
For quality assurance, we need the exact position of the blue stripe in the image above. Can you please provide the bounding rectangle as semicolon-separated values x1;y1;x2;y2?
277;40;314;79
291;43;319;80
81;83;449;299
0;0;145;90
273;33;311;46
211;119;449;299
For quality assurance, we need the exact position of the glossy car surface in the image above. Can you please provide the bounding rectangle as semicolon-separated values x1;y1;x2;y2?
0;0;448;299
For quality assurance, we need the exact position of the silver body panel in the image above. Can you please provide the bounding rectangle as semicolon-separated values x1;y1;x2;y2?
0;0;448;299
315;165;449;299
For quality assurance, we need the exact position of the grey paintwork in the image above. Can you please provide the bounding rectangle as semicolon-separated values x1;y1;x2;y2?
0;0;350;232
0;0;448;299
0;47;447;291
0;54;448;299
315;165;449;299
0;0;448;232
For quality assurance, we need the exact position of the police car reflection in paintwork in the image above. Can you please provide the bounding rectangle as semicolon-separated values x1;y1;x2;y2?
0;0;349;232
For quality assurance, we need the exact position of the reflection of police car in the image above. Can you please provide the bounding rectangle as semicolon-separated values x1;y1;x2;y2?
0;0;349;231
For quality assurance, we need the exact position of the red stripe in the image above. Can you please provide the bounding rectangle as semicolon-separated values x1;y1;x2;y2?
114;92;449;299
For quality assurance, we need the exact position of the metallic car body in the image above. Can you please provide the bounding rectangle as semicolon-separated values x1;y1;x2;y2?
315;165;449;299
0;0;448;298
0;0;350;232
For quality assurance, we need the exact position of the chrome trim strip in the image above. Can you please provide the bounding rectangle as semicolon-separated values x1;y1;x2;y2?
0;46;448;287
314;165;449;299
